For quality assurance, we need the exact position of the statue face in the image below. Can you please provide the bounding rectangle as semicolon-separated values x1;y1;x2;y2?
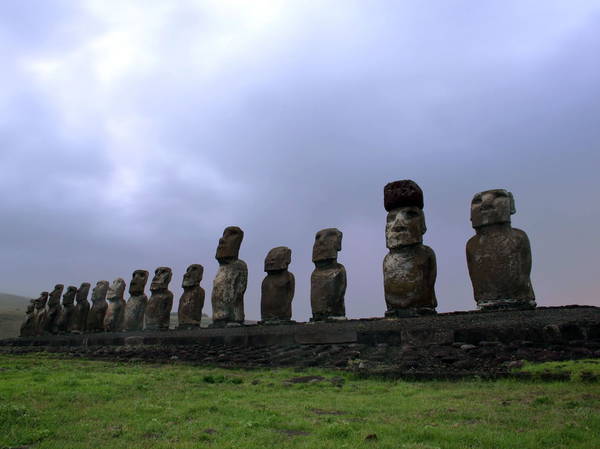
151;267;172;291
312;228;342;263
26;303;35;314
216;226;244;262
471;189;515;228
62;286;77;306
182;264;203;288
36;292;48;309
265;246;291;272
48;284;64;307
76;283;91;302
107;278;126;300
129;270;149;295
91;281;109;302
386;206;426;248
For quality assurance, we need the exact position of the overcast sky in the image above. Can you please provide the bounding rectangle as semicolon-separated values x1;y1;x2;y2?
1;1;599;319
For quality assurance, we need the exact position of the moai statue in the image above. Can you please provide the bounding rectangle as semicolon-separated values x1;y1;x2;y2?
19;300;36;337
86;280;109;332
123;270;149;331
33;292;49;336
178;264;205;329
70;282;90;334
57;286;77;333
383;180;437;317
466;189;536;310
261;247;295;324
45;284;64;334
104;278;127;332
144;267;173;330
310;228;347;321
211;226;247;326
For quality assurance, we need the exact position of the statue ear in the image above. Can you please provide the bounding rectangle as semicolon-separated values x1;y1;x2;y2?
508;191;516;215
421;211;427;234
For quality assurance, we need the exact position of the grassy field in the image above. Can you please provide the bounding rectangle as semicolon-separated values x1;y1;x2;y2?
0;355;599;449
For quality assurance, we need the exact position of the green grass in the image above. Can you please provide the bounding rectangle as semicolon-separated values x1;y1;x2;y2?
0;354;599;449
516;359;600;381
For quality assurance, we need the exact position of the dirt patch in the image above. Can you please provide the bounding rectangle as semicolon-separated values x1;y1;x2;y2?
311;408;347;415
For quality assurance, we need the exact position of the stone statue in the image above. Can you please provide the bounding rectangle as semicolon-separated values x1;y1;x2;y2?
383;180;437;316
211;226;247;326
33;292;48;336
310;228;346;321
466;189;536;310
104;278;127;332
123;270;149;331
70;282;90;334
57;285;77;333
19;300;36;337
144;267;173;330
261;246;295;323
178;264;205;329
45;284;64;334
86;280;109;332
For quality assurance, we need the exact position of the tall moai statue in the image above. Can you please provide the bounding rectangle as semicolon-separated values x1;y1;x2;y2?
104;278;127;332
123;270;149;331
144;267;173;330
466;189;536;310
383;180;437;317
211;226;247;326
45;284;64;334
310;228;347;321
57;286;77;333
178;264;205;329
33;292;49;336
70;282;90;334
261;247;295;323
19;300;36;337
86;280;109;332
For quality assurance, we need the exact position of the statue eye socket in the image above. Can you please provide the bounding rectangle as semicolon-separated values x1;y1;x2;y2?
406;210;418;218
472;198;482;204
495;192;507;198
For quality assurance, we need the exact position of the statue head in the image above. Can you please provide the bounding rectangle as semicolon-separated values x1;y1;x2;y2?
385;207;426;248
470;189;515;228
312;228;343;263
182;264;203;288
91;281;109;303
26;300;35;315
48;284;64;307
62;286;77;306
264;246;292;272
76;283;91;303
35;292;48;309
107;278;126;301
150;267;172;292
216;226;244;263
129;270;149;295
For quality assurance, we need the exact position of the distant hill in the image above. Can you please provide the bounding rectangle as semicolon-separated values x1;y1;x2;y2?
0;292;31;339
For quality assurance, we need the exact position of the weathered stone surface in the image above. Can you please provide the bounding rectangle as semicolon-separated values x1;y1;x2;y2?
86;281;109;332
104;278;126;332
124;270;149;331
145;267;173;330
311;228;346;320
178;264;205;328
70;282;90;334
33;292;48;336
45;284;64;334
212;227;247;325
383;180;437;316
466;189;536;310
57;286;77;333
19;300;36;337
261;247;295;323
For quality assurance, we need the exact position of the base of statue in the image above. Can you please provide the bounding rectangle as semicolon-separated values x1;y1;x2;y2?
477;299;537;312
258;319;296;326
143;324;170;331
385;308;437;318
309;315;347;323
209;320;244;328
177;323;201;330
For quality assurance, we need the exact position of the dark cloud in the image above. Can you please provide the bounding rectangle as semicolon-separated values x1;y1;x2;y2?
1;1;599;319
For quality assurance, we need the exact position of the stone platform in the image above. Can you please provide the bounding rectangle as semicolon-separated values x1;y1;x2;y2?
2;306;599;379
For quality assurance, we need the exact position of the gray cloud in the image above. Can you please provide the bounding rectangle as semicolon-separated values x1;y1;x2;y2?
1;1;599;319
